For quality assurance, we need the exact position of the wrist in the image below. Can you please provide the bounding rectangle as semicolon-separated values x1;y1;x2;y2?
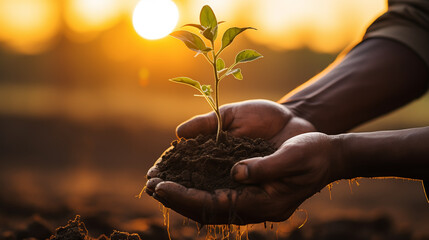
328;134;350;182
334;128;429;180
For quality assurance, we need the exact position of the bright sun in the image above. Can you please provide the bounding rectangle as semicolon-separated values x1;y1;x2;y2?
132;0;179;40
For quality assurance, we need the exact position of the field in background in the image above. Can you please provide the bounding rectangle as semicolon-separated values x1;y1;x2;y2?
1;1;429;238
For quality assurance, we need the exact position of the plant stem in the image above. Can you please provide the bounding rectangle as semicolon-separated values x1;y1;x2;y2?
211;41;222;142
203;53;213;65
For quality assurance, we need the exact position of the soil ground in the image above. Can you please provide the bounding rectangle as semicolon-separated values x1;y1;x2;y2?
1;115;428;240
156;132;276;191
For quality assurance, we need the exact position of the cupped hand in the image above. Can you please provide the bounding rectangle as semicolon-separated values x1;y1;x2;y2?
146;99;314;180
145;100;325;224
175;99;315;148
147;133;343;224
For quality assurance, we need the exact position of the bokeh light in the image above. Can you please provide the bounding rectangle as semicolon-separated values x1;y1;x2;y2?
0;0;387;54
64;0;123;42
1;1;429;238
0;0;60;54
246;0;386;52
132;0;179;40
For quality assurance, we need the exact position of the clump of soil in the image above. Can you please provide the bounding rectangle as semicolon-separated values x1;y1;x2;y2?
50;215;89;240
49;216;141;240
157;132;276;192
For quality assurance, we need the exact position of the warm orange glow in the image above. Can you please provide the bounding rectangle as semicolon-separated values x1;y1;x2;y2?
187;1;240;22
64;0;122;34
0;0;60;54
246;0;386;53
0;0;387;54
132;0;179;40
138;68;150;86
100;26;135;62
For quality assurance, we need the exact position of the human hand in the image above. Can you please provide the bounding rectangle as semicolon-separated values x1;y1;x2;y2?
175;99;316;148
145;100;317;224
146;132;343;224
146;99;315;187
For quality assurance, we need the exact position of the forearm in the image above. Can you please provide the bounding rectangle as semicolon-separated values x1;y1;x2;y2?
338;127;429;181
279;38;428;134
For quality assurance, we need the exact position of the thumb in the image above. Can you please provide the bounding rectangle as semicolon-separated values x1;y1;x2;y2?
176;112;217;139
230;149;291;184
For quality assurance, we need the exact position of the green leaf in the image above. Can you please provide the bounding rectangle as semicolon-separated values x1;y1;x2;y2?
170;78;213;98
201;84;213;96
202;27;216;41
200;5;217;29
220;27;256;52
212;26;219;41
170;30;212;54
182;23;205;31
231;68;243;80
199;5;219;41
227;68;243;80
216;58;225;71
169;77;201;90
235;49;263;64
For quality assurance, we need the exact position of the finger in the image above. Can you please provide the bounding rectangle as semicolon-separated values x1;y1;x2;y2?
226;186;270;224
144;178;163;196
146;166;159;179
224;186;290;224
154;181;213;223
176;112;217;139
147;146;174;179
154;182;235;224
231;147;297;184
176;105;235;139
154;182;290;225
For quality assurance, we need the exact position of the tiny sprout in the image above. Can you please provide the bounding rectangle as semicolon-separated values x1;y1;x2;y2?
169;5;263;142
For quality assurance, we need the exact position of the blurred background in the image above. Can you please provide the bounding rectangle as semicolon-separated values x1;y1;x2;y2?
1;0;428;239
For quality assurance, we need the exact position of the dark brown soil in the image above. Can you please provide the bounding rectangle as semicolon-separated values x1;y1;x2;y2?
156;132;276;192
50;215;89;240
49;216;142;240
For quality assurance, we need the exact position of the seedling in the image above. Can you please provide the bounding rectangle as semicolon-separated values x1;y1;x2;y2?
169;5;263;142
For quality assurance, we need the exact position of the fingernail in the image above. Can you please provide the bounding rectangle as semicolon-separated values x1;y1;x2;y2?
231;163;248;182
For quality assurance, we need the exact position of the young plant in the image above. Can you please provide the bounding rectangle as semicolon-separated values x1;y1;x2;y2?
169;5;262;142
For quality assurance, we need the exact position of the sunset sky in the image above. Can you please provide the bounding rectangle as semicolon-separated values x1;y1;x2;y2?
1;0;428;130
0;0;386;54
1;1;429;238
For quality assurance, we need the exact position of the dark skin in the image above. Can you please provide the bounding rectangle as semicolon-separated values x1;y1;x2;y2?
146;100;317;224
145;38;429;225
